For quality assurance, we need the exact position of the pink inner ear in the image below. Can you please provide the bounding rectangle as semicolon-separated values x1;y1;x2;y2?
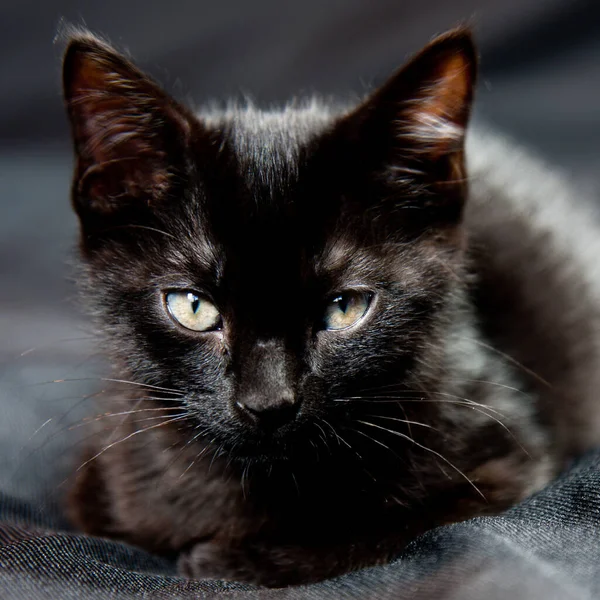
77;155;171;213
76;93;159;163
399;51;473;158
65;43;173;206
68;52;163;163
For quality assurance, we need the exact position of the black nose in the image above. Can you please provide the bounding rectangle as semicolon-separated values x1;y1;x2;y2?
235;397;299;430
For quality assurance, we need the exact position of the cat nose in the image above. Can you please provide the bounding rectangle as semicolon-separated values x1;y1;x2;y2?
235;396;299;430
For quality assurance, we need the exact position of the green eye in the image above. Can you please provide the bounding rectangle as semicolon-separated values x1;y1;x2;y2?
165;291;221;332
323;291;373;331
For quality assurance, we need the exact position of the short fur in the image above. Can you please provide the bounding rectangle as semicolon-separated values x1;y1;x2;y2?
62;27;600;586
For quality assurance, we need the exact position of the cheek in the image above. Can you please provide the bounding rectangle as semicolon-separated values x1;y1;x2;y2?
115;306;229;393
166;341;229;391
170;356;236;427
310;302;434;396
311;335;388;391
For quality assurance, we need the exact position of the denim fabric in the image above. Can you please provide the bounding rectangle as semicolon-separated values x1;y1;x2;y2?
0;452;598;599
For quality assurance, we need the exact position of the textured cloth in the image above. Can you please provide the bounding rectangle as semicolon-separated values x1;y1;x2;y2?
0;451;599;599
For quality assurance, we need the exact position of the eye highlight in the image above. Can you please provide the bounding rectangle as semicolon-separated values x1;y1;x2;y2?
165;291;221;332
323;291;373;331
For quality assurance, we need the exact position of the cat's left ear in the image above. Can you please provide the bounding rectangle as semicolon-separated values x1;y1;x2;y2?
62;32;194;221
335;27;477;218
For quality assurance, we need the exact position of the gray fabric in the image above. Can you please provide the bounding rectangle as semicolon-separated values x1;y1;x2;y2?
1;451;600;599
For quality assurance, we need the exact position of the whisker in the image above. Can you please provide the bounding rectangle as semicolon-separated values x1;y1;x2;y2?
456;405;530;457
336;395;519;446
77;415;190;471
240;463;251;500
41;377;185;396
129;413;189;424
350;426;400;458
459;336;552;389
446;378;526;394
180;433;217;479
29;418;53;440
316;416;351;450
290;471;299;496
313;421;331;455
104;397;144;446
20;389;109;461
356;378;525;396
99;378;184;395
104;224;178;240
364;414;441;433
67;407;187;431
208;444;224;474
104;394;185;404
15;336;96;359
429;392;508;419
334;395;508;419
356;420;486;501
224;438;241;472
368;404;529;458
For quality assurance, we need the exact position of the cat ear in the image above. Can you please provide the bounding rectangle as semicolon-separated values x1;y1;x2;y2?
338;27;477;216
62;33;193;218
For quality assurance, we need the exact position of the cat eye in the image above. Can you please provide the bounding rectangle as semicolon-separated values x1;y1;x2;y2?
323;291;373;331
165;291;222;332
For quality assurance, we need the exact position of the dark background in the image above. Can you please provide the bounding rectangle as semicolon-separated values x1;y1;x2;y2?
0;0;599;519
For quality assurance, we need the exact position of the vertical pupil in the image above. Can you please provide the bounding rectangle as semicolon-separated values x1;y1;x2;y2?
188;293;200;314
336;294;349;314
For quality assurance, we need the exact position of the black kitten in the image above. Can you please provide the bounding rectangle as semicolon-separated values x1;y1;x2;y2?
62;26;600;586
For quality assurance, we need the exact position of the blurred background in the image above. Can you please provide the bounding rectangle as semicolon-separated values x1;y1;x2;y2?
0;0;599;522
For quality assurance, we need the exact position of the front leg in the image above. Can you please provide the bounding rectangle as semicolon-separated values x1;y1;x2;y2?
177;536;399;587
176;486;499;587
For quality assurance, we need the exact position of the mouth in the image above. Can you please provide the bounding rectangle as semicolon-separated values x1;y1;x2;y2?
211;417;330;465
222;431;295;462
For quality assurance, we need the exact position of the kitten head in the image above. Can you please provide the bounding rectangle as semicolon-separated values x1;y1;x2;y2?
63;29;494;490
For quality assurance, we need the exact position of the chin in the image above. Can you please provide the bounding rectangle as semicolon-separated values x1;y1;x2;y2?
216;425;310;466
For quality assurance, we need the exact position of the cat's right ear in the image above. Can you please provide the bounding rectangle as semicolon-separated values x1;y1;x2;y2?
327;27;477;226
62;32;194;223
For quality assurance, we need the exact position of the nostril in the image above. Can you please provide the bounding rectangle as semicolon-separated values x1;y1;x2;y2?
235;399;299;430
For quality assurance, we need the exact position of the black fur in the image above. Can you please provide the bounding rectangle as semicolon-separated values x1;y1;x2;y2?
62;27;600;586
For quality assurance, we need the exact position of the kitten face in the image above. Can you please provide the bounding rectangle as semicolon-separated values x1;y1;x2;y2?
63;30;478;466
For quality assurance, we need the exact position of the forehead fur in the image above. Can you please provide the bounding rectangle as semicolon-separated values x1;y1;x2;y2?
201;101;338;198
318;234;461;290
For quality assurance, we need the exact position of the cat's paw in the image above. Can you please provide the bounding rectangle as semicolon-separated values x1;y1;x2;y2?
177;541;245;583
177;540;331;587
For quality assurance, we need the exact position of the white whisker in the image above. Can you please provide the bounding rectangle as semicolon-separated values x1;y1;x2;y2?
356;419;486;501
67;407;185;431
77;415;189;471
365;414;441;433
458;336;552;389
46;377;184;396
